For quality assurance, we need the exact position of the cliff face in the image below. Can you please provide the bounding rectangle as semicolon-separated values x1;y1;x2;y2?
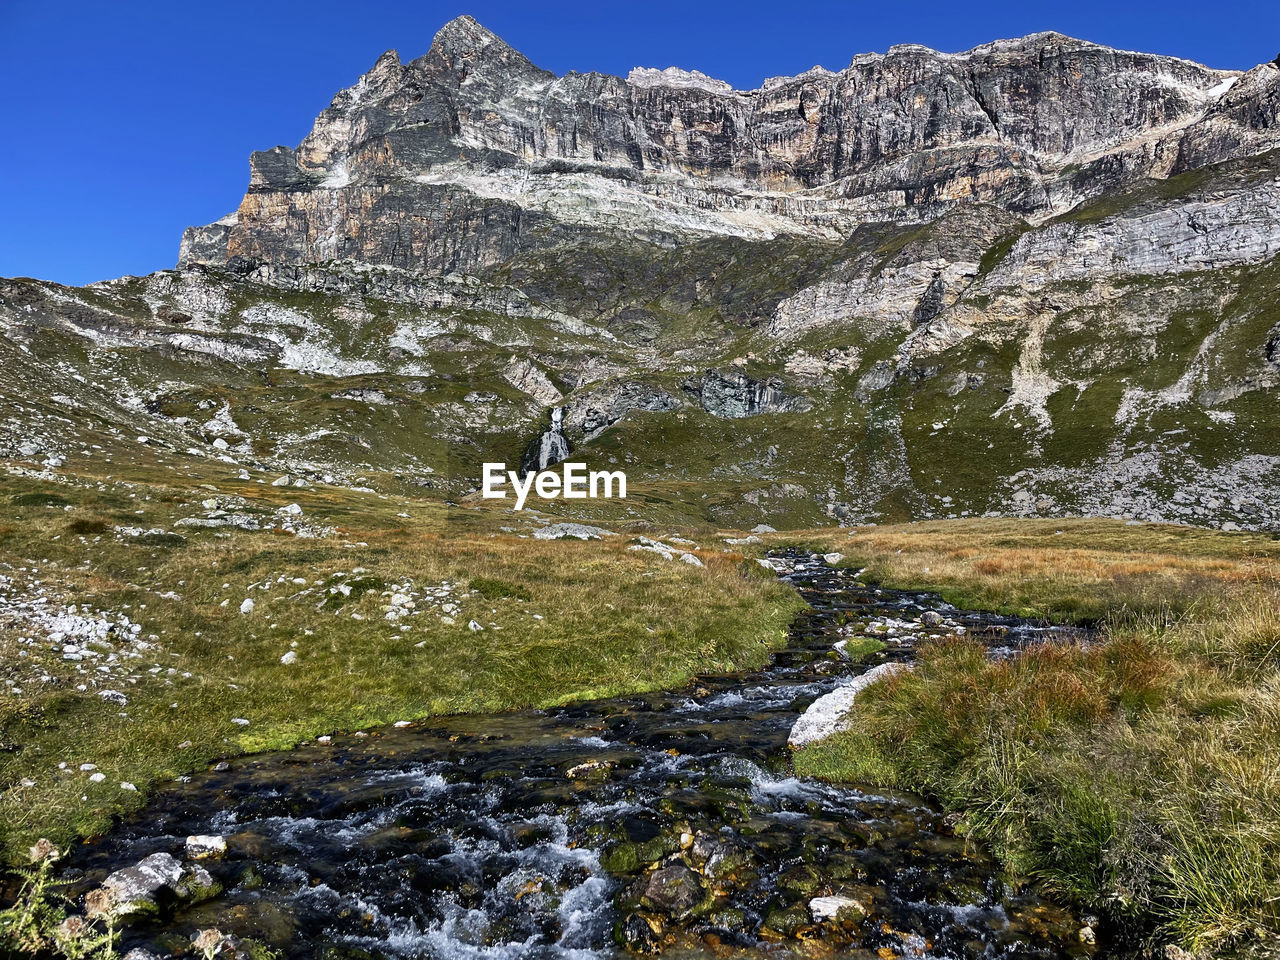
180;17;1278;274
5;18;1280;531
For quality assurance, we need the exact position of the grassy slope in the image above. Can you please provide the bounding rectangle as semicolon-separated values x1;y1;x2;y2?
0;459;803;866
789;519;1280;955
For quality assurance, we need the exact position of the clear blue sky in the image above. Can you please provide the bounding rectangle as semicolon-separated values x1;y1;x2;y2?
3;0;1278;286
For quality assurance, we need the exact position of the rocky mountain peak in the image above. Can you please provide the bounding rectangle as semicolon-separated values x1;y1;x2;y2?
179;19;1280;282
428;14;502;53
420;14;547;82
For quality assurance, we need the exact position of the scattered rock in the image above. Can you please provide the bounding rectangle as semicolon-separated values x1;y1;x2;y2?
532;522;611;541
640;862;706;918
809;894;870;924
185;835;227;860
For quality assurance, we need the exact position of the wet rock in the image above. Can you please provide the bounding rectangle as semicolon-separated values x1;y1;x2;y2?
809;893;870;924
565;758;613;780
761;901;812;938
88;852;221;920
777;862;826;897
690;832;756;882
615;913;663;953
599;814;678;874
90;852;183;918
185;834;227;859
640;862;707;918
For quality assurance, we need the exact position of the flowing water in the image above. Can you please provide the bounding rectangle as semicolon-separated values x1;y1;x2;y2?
68;552;1096;959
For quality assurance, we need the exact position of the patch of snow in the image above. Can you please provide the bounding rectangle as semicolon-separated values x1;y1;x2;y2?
1205;75;1240;99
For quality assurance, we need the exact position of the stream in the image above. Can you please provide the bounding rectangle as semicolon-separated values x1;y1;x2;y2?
67;551;1096;959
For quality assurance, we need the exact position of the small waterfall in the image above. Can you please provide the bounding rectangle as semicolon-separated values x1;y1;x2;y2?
520;406;570;475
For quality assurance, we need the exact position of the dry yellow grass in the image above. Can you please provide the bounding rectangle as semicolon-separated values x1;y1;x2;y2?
784;517;1280;622
791;517;1280;953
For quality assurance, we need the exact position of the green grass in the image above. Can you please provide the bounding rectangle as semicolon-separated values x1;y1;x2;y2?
0;468;804;867
790;518;1280;954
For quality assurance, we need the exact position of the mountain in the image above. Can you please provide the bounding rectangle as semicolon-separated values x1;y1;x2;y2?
3;16;1279;529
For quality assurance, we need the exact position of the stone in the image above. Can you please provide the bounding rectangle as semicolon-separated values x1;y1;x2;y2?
92;852;185;918
532;523;611;541
809;894;870;924
616;913;662;953
639;862;706;918
185;835;227;859
239;598;254;615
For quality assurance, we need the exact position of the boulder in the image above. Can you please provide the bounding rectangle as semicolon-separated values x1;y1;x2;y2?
639;862;707;918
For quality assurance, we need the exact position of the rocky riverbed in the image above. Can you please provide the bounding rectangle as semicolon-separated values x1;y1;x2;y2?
60;553;1095;959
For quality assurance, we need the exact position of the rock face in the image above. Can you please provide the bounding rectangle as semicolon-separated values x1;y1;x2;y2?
180;18;1276;275
4;17;1280;531
683;370;809;419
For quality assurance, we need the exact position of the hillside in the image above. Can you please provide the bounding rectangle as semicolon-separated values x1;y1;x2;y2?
2;17;1278;529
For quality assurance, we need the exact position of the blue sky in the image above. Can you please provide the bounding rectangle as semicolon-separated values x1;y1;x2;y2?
3;0;1279;286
